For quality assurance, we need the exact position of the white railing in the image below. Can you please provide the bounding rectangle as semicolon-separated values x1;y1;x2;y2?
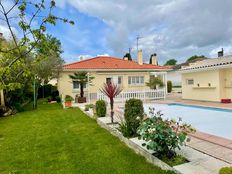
97;89;166;102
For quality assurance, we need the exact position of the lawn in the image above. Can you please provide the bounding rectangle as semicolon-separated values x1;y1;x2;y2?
0;102;174;174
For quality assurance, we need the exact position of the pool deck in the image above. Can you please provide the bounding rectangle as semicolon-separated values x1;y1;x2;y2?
154;93;232;164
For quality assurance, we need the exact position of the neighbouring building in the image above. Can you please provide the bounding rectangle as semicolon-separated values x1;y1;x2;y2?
180;53;232;102
167;68;182;86
58;51;170;103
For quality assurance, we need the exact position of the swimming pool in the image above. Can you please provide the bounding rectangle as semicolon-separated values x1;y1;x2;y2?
143;103;232;140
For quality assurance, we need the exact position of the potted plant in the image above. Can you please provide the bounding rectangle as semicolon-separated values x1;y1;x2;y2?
69;72;94;103
64;95;74;107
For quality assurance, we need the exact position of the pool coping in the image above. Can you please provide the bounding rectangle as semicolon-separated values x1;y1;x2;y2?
189;131;232;150
161;100;232;111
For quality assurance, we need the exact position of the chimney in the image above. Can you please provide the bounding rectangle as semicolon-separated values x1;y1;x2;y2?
218;48;224;57
137;49;143;65
151;53;158;65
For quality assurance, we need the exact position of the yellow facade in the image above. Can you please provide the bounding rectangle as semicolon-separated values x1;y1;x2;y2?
181;68;232;102
58;70;153;101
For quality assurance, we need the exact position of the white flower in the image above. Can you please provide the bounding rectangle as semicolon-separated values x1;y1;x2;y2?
148;128;156;134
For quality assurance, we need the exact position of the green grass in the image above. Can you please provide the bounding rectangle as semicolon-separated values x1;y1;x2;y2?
0;102;175;174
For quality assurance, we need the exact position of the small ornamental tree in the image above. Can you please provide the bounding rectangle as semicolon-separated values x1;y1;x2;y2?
100;82;122;123
69;72;94;103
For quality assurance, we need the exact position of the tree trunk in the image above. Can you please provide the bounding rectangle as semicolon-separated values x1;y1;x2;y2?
110;99;114;123
80;84;84;98
0;89;5;106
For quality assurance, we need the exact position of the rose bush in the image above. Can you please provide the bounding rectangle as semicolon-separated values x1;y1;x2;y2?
137;107;195;158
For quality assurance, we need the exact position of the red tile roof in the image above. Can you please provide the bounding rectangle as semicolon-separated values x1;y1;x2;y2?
63;56;168;70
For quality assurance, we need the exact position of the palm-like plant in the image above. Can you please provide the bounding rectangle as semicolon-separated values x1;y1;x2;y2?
100;82;122;123
146;76;164;90
69;71;94;99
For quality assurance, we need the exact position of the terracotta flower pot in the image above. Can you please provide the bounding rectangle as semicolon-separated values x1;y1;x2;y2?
65;101;72;108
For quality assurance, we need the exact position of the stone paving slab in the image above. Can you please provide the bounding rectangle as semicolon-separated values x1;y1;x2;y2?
175;146;231;174
187;137;232;164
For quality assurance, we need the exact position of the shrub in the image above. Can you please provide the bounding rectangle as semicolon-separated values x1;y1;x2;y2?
88;104;94;109
51;90;59;100
167;80;172;93
84;104;90;111
96;100;106;117
47;96;52;102
55;96;61;103
65;95;74;102
12;102;24;112
85;104;94;111
219;167;232;174
124;99;144;137
118;121;131;138
137;107;195;158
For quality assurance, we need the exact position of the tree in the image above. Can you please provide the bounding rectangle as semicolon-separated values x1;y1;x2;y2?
33;35;64;84
0;39;33;107
123;53;132;60
0;0;74;108
69;72;94;102
100;82;122;123
164;59;177;66
186;55;206;63
146;76;164;90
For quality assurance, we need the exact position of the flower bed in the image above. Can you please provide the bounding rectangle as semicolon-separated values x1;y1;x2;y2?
79;103;193;174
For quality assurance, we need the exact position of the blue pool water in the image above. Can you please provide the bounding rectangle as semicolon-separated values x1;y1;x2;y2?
144;103;232;140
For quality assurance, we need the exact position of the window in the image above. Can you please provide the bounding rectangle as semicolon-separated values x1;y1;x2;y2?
106;77;112;84
118;76;122;85
140;76;144;84
73;81;86;89
73;81;79;89
187;79;194;85
128;76;144;85
128;77;131;84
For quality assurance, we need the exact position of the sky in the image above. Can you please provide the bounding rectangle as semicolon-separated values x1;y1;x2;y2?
1;0;232;64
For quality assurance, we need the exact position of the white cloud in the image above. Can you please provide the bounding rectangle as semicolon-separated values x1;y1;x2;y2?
0;25;18;39
57;0;232;63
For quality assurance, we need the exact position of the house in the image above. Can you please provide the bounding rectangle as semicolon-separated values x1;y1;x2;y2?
58;50;170;103
180;53;232;102
167;57;208;92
